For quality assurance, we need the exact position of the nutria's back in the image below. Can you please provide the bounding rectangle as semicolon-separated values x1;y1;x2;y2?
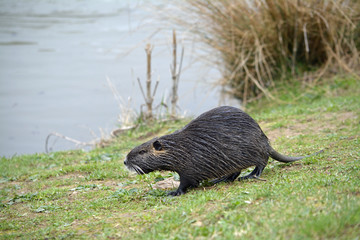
164;106;270;179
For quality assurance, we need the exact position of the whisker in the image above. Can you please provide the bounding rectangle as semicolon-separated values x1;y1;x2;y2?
131;165;139;174
124;163;137;174
133;164;145;175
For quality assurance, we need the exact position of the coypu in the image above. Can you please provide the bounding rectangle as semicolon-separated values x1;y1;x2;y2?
124;106;322;196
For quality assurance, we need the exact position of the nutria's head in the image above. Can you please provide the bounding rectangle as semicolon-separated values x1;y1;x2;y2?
124;137;170;174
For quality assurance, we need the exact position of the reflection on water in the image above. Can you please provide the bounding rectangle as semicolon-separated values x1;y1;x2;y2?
0;0;223;157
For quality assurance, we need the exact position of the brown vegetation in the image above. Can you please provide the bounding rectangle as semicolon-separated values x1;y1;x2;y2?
172;0;360;104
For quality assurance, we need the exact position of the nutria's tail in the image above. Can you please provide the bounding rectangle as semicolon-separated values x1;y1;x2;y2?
269;146;323;163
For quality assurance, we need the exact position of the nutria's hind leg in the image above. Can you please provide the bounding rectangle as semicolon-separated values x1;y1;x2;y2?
168;175;198;196
239;166;266;181
211;172;241;184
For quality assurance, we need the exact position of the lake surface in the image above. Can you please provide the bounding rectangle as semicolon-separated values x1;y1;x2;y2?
0;0;232;157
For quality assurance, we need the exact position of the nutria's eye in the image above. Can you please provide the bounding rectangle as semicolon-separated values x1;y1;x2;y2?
153;140;163;151
139;150;146;155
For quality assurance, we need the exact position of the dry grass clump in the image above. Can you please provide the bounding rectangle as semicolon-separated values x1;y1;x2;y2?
175;0;360;104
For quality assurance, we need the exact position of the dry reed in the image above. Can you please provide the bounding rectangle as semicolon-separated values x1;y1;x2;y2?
171;0;360;104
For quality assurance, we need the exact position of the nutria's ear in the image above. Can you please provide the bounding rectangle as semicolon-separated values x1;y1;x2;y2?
153;140;163;151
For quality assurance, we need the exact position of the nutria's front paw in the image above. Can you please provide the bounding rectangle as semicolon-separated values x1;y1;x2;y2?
167;189;185;196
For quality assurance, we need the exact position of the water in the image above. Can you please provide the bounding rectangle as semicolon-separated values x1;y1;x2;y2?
0;0;232;157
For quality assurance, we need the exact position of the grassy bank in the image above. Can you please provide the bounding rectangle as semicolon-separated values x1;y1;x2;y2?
1;76;360;239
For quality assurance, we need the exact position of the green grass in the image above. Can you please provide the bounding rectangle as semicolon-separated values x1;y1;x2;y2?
1;76;360;239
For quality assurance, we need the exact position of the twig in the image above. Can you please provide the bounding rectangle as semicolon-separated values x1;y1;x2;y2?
177;47;185;84
137;77;147;103
137;43;159;120
145;43;153;119
303;23;309;62
152;80;159;98
170;30;184;117
291;0;299;77
45;132;95;153
171;30;178;117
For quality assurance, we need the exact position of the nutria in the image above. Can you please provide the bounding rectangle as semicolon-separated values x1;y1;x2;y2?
124;106;322;196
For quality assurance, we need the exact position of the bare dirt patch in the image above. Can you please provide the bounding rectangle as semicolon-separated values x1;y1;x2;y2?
153;177;180;190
